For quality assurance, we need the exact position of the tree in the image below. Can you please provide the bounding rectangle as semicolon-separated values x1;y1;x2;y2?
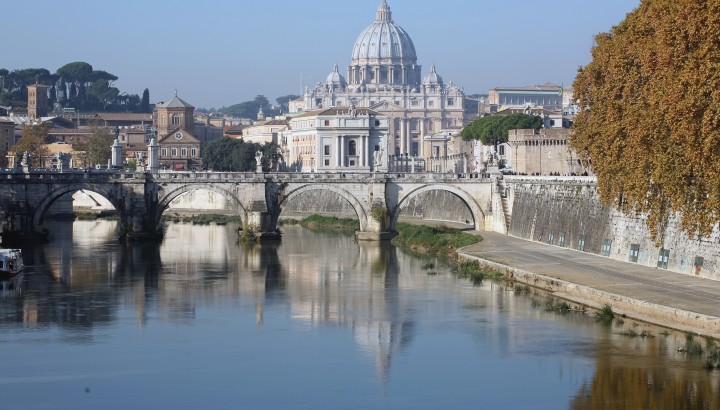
461;113;543;144
276;94;300;113
73;125;116;166
15;123;51;166
141;88;150;113
219;95;277;119
571;0;720;241
201;138;275;171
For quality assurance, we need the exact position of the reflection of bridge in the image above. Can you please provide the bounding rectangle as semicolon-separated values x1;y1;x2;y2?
0;169;502;240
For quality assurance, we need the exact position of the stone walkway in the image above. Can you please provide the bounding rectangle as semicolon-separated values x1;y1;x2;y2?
459;231;720;338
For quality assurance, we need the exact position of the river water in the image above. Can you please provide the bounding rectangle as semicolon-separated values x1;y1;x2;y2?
0;220;718;409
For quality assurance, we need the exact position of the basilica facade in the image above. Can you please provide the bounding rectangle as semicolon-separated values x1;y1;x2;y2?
289;1;475;161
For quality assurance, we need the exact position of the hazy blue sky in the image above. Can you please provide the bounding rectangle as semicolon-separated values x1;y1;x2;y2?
6;0;640;109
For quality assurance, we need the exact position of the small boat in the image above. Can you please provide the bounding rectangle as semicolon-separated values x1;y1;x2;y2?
0;248;24;279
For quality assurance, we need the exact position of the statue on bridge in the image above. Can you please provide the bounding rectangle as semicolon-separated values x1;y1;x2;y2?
373;147;384;170
255;151;263;173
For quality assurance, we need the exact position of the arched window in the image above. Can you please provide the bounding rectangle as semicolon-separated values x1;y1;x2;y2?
348;140;357;156
172;114;180;125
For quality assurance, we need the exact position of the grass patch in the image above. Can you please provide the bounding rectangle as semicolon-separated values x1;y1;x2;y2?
544;298;572;314
161;213;241;225
392;223;481;259
299;214;359;234
595;304;614;323
279;218;300;226
679;333;704;356
455;260;503;285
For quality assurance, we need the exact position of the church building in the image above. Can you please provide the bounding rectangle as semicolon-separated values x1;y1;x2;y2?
289;1;474;162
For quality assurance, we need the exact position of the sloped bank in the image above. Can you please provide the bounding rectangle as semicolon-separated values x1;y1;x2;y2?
457;247;720;340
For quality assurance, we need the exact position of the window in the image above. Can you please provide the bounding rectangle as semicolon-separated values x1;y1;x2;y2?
324;159;330;166
447;98;455;106
629;244;640;262
657;249;670;269
191;148;197;157
411;99;418;106
171;148;177;157
172;114;180;125
324;145;330;156
428;100;434;107
324;120;330;126
348;140;357;156
161;148;167;156
498;145;505;156
161;116;165;126
601;239;612;256
181;148;187;157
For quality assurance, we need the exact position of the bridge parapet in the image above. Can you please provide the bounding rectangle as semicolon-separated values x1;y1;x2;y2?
0;169;500;243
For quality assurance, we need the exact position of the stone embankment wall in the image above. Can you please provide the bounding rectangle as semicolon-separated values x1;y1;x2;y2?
505;177;720;280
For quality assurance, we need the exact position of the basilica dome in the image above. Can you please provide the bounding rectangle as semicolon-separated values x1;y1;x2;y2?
422;65;443;86
348;1;421;87
326;64;347;88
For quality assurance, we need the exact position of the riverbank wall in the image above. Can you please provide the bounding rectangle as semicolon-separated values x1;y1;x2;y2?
457;249;720;339
503;176;720;280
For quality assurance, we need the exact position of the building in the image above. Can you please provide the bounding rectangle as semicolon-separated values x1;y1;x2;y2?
285;107;388;173
27;83;49;119
289;1;473;161
153;94;202;171
507;128;591;176
488;83;564;110
0;120;15;167
242;117;289;144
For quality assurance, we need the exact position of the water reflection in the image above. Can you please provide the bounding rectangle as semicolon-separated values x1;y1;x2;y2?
0;220;719;408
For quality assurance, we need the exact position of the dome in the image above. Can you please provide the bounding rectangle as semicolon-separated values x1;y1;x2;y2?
325;64;347;88
422;65;443;86
348;1;420;87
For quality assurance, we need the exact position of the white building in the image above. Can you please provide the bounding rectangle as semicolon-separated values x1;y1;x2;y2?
285;107;388;173
289;1;472;161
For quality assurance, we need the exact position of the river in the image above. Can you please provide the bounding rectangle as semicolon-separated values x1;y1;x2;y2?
0;220;717;409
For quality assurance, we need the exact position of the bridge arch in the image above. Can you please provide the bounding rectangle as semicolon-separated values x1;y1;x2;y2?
279;184;369;230
32;184;123;229
155;183;248;227
390;184;485;231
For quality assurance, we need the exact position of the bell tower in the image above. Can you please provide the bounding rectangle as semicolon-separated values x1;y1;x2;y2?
27;83;50;119
153;92;195;137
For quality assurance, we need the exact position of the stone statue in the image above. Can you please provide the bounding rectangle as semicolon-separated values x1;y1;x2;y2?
255;150;263;172
350;104;357;118
373;147;384;168
20;152;28;167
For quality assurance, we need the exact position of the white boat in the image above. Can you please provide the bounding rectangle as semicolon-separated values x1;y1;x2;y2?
0;249;23;278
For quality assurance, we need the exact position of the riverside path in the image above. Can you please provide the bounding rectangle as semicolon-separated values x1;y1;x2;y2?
459;232;720;339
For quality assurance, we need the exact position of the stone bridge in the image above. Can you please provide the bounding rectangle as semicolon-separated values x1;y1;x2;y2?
0;169;504;241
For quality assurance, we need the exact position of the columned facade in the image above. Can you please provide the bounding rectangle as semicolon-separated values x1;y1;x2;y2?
289;1;472;163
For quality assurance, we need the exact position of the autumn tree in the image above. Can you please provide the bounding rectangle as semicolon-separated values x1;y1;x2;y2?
73;125;116;166
15;123;51;166
572;0;720;241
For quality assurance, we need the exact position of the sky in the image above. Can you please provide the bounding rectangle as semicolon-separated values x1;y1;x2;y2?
5;0;640;110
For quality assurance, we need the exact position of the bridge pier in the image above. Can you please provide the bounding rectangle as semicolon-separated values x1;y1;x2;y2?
248;211;282;241
355;210;396;241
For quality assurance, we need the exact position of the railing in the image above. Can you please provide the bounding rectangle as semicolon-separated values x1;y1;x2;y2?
0;167;500;183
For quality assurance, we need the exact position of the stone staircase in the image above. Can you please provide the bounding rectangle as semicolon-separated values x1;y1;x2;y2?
497;177;511;231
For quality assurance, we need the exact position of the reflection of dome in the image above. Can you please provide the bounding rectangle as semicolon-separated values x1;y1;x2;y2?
422;65;443;86
326;64;347;88
348;1;421;87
